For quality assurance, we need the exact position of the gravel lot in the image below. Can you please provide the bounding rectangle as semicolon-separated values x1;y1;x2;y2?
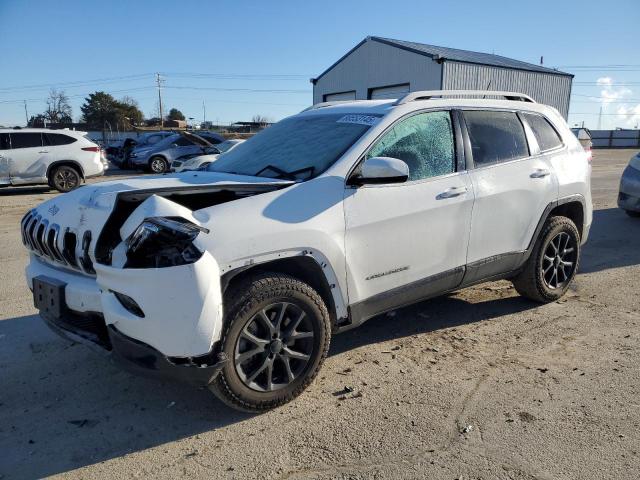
1;150;639;480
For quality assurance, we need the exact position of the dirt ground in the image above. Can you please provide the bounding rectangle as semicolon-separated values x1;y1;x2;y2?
1;150;639;480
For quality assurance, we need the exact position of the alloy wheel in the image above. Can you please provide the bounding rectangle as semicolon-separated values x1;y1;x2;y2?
541;231;576;289
150;157;166;173
54;168;79;191
234;302;315;392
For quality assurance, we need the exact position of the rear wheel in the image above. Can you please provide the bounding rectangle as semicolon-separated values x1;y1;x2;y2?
209;273;331;412
149;156;168;173
50;165;81;192
512;216;580;302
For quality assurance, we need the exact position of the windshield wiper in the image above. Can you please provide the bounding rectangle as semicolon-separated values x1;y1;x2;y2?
255;165;297;180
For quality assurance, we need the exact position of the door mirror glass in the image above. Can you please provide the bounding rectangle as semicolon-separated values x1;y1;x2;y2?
350;156;409;185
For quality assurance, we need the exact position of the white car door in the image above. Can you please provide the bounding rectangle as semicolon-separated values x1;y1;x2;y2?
0;133;10;185
8;132;48;182
344;110;474;323
462;109;559;283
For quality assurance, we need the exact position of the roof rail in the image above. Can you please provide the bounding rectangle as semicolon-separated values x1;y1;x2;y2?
301;100;362;112
393;90;536;106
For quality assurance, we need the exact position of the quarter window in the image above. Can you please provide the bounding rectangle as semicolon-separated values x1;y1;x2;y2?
44;133;76;146
521;112;562;151
10;132;43;149
463;111;529;167
367;111;455;181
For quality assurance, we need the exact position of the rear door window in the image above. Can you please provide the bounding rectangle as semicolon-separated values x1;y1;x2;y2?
463;110;529;167
174;137;193;147
10;132;43;149
521;112;563;151
44;133;77;146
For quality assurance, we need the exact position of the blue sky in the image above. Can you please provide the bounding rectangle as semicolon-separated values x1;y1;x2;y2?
1;0;639;129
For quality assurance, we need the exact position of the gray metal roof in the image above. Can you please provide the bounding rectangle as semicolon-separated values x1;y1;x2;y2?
313;36;572;82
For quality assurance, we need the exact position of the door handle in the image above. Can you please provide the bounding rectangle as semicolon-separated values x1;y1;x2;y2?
437;186;468;199
38;150;49;153
530;168;551;178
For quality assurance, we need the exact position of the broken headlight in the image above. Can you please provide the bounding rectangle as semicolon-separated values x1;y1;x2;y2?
124;217;209;268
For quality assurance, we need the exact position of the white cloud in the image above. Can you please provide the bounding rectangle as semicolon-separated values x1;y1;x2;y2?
598;77;632;105
616;103;640;128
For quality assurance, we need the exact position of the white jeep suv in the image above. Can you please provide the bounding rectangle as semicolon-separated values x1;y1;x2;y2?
1;128;106;192
22;91;592;411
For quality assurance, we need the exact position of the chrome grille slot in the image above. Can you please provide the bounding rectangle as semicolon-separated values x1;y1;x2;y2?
46;224;64;263
62;230;78;267
79;231;95;274
36;219;49;256
20;210;94;276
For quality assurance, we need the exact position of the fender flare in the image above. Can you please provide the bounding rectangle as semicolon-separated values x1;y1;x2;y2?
220;249;349;325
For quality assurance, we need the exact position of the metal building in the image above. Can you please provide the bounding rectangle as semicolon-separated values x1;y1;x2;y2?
311;37;573;118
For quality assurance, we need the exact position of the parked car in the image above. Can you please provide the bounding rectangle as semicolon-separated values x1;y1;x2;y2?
618;151;640;217
0;128;106;192
113;132;175;170
22;90;592;412
129;131;224;173
571;127;593;162
171;139;245;172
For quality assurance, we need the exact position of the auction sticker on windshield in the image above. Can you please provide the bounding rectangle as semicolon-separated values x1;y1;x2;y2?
336;114;381;126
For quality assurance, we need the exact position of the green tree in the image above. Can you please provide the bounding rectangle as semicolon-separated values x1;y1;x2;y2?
27;114;47;128
80;91;121;130
168;108;185;121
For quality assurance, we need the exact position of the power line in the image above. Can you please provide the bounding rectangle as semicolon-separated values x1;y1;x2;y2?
0;73;154;92
164;85;310;94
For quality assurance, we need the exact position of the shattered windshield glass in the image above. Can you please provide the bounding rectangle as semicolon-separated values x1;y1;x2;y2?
208;113;379;180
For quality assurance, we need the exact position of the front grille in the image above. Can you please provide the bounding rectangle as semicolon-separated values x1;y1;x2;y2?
21;210;95;275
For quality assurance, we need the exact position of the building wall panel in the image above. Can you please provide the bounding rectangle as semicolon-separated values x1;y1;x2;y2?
313;41;442;104
442;61;572;118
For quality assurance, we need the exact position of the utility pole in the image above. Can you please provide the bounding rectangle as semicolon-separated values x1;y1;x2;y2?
597;106;603;130
23;100;29;126
156;73;164;128
202;100;206;127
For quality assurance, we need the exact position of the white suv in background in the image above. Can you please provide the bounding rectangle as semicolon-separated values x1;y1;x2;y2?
22;91;592;412
0;128;106;192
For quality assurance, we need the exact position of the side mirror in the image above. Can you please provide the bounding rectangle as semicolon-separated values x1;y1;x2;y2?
349;156;409;185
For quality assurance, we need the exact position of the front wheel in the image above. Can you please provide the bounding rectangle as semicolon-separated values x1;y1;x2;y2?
209;273;331;412
512;216;580;302
148;156;168;173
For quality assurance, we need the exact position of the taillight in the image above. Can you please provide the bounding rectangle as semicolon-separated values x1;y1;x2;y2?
82;146;100;152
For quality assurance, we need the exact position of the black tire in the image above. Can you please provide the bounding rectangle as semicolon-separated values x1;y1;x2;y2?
50;165;82;193
209;272;331;412
624;209;640;218
148;156;168;173
512;216;580;303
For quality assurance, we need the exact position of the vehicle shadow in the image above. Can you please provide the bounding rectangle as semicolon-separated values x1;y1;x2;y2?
0;315;248;479
330;293;533;356
579;207;640;273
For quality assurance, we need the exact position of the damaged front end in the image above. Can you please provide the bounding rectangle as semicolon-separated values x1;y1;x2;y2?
24;174;293;386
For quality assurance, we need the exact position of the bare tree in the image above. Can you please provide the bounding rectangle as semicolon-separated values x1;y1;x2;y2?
45;89;73;124
252;114;271;125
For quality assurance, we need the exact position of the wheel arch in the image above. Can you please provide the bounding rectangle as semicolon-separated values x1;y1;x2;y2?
46;160;85;181
221;254;347;330
528;195;587;252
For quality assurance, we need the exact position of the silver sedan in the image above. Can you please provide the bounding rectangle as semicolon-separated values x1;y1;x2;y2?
618;151;640;217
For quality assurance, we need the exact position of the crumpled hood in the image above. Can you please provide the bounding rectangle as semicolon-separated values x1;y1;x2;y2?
35;171;293;212
24;171;294;272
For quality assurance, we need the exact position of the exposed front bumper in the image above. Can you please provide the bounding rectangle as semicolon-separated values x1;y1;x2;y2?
26;252;224;358
40;310;227;387
618;166;640;212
